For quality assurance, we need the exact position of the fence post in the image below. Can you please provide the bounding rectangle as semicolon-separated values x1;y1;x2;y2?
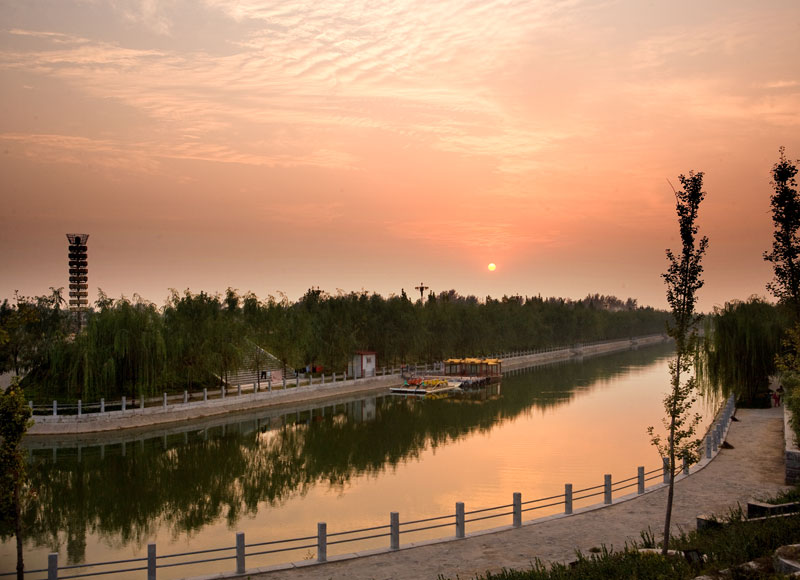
78;399;82;417
317;522;327;563
53;400;57;416
268;379;272;391
236;531;245;574
100;398;105;414
283;376;287;389
163;393;167;409
238;384;242;396
390;512;400;550
147;543;156;580
28;400;33;410
604;474;612;505
322;373;325;384
183;391;188;404
513;492;522;527
122;396;126;412
221;385;226;399
662;457;670;484
203;388;208;402
48;552;58;580
455;502;465;538
564;483;572;514
139;395;144;410
637;466;645;494
296;375;300;388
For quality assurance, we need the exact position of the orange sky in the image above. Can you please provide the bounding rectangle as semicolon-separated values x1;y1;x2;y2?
1;0;799;311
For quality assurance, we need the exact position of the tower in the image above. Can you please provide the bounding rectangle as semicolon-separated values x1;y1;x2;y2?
66;233;89;330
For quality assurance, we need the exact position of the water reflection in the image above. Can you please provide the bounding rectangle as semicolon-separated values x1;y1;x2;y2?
9;343;676;566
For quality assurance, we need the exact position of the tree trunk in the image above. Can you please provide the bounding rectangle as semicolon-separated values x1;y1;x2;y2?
14;481;24;580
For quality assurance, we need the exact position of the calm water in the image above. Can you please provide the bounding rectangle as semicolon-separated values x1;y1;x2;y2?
1;343;718;578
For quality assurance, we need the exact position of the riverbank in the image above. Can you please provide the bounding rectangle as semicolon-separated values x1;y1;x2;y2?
27;334;668;436
206;405;788;580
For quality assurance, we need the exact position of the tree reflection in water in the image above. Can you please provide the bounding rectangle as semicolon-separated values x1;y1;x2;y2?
11;343;673;563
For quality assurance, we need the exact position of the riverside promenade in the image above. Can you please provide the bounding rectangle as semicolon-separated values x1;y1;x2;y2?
198;405;788;580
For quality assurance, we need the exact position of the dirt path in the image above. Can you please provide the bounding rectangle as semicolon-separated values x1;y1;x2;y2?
229;406;787;580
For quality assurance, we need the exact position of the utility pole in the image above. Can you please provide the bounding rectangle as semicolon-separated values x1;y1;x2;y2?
414;282;429;302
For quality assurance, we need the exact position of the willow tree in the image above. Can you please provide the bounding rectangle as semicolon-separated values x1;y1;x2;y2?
649;171;708;554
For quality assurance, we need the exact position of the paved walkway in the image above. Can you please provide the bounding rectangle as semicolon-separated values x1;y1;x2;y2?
229;406;788;580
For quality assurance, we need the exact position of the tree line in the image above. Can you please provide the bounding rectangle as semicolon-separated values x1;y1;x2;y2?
0;287;669;403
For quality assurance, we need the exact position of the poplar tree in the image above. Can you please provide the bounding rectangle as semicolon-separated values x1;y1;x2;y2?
649;171;708;554
764;147;800;319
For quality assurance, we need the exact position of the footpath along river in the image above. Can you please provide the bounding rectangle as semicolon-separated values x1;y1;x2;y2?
1;342;722;579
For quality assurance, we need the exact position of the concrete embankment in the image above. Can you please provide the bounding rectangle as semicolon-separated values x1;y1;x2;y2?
27;334;669;437
501;333;669;371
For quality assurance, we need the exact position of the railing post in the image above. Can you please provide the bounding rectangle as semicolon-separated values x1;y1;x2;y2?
333;372;337;382
140;395;144;410
78;399;82;417
48;552;58;580
637;466;644;494
712;430;719;453
163;393;167;408
604;474;612;505
296;375;299;388
238;384;242;396
564;483;573;514
455;502;465;538
147;543;156;580
322;373;326;384
513;492;522;527
706;435;712;459
122;396;126;411
268;379;272;391
183;391;188;404
221;385;226;399
53;400;57;416
100;398;105;414
390;512;400;550
236;531;245;574
283;376;287;389
203;388;208;402
317;522;327;563
662;457;670;484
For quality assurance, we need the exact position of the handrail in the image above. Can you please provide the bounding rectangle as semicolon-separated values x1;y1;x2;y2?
13;392;735;580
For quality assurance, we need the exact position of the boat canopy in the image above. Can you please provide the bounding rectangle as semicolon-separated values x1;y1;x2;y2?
443;358;502;377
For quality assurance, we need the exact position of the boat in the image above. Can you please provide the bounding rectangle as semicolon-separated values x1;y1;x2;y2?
390;377;462;396
390;357;502;397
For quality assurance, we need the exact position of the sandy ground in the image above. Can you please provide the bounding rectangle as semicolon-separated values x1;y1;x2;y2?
212;406;787;580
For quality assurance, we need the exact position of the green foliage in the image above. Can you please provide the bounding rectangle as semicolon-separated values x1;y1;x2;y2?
700;298;786;404
452;549;692;580
12;287;669;402
650;170;708;554
0;378;34;578
764;147;800;318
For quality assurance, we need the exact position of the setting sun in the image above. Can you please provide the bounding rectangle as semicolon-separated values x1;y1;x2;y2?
488;263;496;271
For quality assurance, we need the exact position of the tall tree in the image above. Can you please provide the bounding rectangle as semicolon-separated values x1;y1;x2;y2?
649;171;708;554
0;378;34;580
764;147;800;319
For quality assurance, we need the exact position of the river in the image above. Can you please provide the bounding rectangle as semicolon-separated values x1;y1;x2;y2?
0;342;719;578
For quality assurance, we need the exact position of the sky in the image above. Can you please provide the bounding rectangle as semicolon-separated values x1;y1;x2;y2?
1;0;799;312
